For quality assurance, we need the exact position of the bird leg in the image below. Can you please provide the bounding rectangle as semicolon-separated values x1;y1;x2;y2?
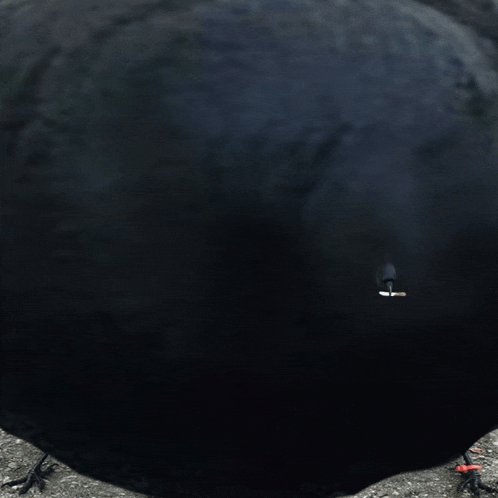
1;453;58;495
456;451;498;497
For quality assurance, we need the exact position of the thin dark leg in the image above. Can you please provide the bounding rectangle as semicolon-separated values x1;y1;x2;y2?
1;453;58;495
457;451;498;497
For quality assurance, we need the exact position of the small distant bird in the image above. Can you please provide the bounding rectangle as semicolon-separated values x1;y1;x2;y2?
378;263;397;296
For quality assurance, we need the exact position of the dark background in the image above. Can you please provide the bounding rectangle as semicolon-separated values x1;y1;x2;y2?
2;0;498;496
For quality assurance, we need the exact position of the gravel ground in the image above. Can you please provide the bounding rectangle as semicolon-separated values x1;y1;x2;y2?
1;427;498;497
0;428;149;498
347;430;498;498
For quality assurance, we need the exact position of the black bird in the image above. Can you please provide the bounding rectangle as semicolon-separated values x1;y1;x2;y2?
2;0;498;497
378;263;397;296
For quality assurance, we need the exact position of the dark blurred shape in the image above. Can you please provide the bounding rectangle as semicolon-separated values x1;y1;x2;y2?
378;263;397;296
2;0;498;497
